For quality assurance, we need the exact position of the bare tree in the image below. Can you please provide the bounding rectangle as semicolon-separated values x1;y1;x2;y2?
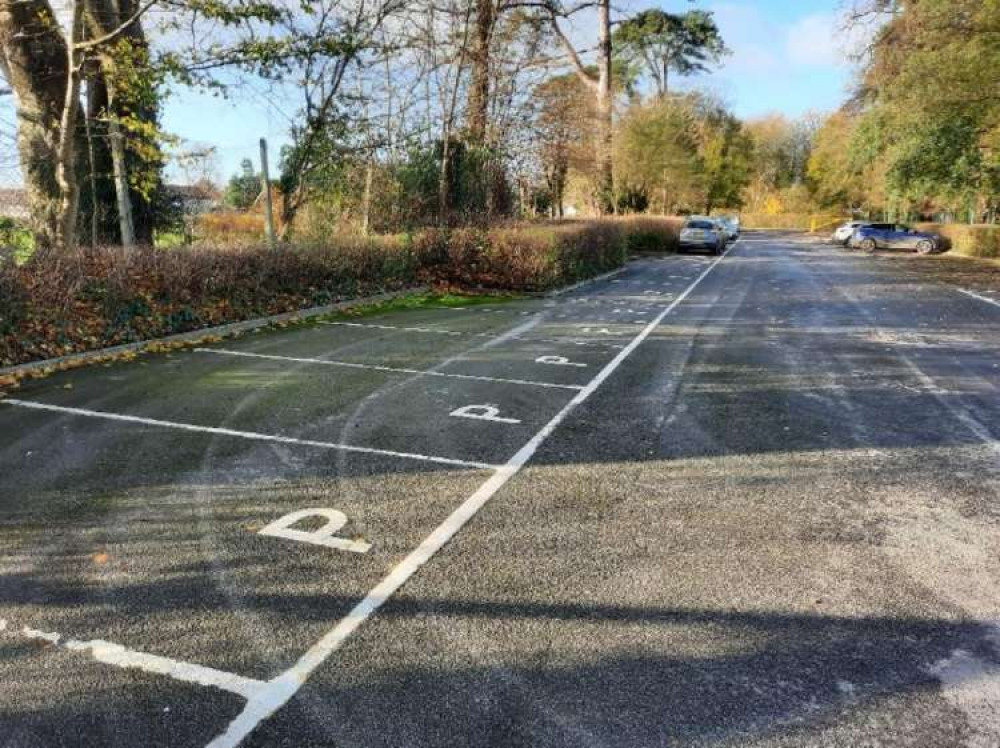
540;0;614;212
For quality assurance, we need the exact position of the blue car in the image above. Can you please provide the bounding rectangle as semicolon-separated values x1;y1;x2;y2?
850;223;942;254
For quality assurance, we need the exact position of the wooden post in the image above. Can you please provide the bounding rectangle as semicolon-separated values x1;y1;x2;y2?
259;138;277;247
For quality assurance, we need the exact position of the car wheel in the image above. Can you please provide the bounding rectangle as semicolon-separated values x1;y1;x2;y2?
860;238;877;253
916;240;935;255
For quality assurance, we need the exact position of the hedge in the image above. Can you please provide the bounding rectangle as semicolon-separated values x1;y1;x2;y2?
734;213;842;230
916;223;1000;259
0;217;679;367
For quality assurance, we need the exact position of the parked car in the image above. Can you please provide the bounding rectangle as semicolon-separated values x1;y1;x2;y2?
679;217;727;255
831;220;869;246
715;215;741;240
850;223;942;254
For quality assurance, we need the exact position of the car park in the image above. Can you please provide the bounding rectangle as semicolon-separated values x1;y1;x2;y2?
831;220;869;245
849;223;942;254
679;217;727;255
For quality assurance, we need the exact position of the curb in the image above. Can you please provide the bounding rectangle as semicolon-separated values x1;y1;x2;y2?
1;262;637;380
1;286;429;379
543;265;627;297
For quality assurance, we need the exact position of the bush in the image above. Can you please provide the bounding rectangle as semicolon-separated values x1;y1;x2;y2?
0;217;681;367
620;216;682;253
0;238;416;367
423;217;679;292
0;217;35;260
196;212;267;244
737;213;814;230
916;223;1000;258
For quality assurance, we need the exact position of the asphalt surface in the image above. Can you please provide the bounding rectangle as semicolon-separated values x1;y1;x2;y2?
2;231;1000;747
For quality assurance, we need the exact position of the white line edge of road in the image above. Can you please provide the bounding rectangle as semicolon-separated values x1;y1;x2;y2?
203;241;741;748
0;399;499;471
5;622;267;700
193;347;584;391
957;287;1000;310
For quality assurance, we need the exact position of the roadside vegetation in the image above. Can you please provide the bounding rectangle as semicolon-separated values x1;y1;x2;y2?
0;217;676;368
806;0;1000;251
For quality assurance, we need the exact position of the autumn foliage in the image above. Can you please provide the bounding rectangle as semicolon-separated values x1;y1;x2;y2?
0;218;679;367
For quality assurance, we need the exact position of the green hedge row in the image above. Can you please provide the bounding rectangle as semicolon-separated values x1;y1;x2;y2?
0;218;680;367
917;223;1000;259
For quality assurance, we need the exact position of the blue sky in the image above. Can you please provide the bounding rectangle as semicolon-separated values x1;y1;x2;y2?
1;1;859;186
159;0;859;183
690;0;859;118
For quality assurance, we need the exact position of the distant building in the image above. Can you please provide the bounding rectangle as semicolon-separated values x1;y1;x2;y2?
164;181;221;216
0;188;28;221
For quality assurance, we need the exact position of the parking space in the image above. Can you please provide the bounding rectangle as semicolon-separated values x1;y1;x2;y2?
0;248;731;747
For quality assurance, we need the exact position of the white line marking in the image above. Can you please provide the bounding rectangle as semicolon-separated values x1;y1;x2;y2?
0;399;497;471
14;625;265;699
957;287;1000;310
319;320;484;337
535;355;587;368
449;404;521;424
205;242;738;748
259;509;371;553
194;348;582;391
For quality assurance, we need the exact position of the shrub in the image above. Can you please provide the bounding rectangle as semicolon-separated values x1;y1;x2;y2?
737;213;813;230
195;212;267;244
917;223;1000;259
424;217;678;292
620;216;682;253
0;217;681;367
0;238;417;367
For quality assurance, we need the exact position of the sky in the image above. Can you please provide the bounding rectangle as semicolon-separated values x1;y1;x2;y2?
691;0;861;119
1;0;862;187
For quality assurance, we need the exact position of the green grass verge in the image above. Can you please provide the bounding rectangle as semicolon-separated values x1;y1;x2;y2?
328;291;524;320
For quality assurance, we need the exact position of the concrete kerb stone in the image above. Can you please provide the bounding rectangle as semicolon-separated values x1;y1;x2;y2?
0;286;430;379
1;260;637;382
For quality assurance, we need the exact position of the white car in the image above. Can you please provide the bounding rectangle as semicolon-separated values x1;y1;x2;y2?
832;221;868;246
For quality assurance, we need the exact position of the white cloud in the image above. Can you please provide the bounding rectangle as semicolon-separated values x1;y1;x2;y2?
786;13;870;67
710;3;783;75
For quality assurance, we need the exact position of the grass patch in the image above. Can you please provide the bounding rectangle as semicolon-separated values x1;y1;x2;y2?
330;291;523;320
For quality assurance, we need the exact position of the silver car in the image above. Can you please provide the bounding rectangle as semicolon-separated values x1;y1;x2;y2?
680;217;726;255
832;221;868;245
715;215;740;240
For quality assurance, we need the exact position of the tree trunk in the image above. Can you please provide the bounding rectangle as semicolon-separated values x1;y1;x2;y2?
0;0;75;249
108;102;136;247
361;160;374;235
84;79;100;246
438;138;451;222
85;0;159;245
594;0;614;214
54;0;85;252
82;70;117;243
466;0;495;143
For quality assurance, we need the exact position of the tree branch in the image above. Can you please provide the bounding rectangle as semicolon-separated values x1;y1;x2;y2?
75;0;158;51
545;8;598;90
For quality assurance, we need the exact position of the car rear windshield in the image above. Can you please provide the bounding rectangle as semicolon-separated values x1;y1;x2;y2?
686;221;714;230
